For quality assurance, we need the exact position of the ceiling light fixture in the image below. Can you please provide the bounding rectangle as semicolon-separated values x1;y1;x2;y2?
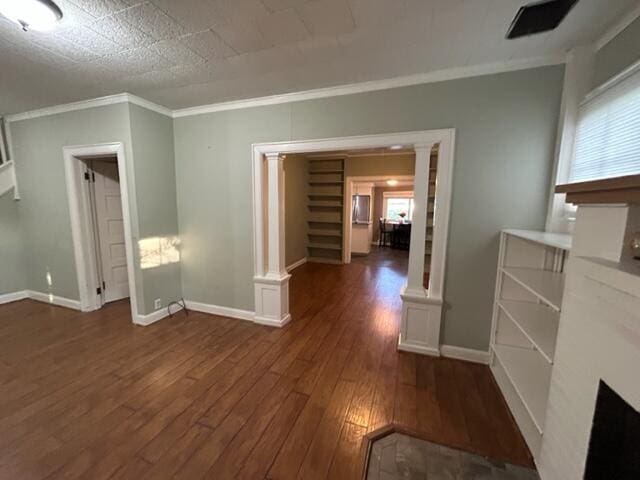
389;145;403;150
387;179;399;186
0;0;63;32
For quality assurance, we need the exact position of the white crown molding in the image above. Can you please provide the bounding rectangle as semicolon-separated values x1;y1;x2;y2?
595;3;640;51
5;54;565;123
172;54;565;118
126;93;173;118
440;344;490;364
582;57;640;105
6;93;171;123
6;93;129;123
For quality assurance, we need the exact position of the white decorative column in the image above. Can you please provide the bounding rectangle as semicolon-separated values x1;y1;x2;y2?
254;153;292;327
398;143;442;356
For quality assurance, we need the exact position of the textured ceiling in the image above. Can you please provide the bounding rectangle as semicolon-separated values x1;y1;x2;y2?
0;0;637;115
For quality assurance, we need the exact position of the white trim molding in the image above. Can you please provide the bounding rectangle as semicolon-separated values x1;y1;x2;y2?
252;130;456;351
172;55;563;118
6;93;171;123
5;55;564;123
135;307;171;326
595;3;640;51
185;300;255;322
26;290;81;310
0;160;16;197
0;290;28;304
343;174;414;264
286;257;307;272
0;290;81;310
63;143;141;325
441;345;490;364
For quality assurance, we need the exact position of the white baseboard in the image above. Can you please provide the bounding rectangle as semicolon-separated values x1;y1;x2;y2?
286;257;307;272
26;290;81;310
185;300;255;322
135;307;170;326
254;313;291;327
441;344;490;364
397;335;441;357
0;290;28;304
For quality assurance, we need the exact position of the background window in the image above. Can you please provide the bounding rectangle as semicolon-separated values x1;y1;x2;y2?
383;192;414;221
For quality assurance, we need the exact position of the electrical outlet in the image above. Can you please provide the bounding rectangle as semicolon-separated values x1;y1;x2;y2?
154;298;162;309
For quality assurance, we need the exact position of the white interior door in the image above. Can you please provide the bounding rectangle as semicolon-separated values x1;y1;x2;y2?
91;159;129;303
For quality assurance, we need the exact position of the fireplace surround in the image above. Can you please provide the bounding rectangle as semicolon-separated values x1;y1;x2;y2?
537;180;640;479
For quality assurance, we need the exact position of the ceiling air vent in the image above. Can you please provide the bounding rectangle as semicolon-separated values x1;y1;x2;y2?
506;0;579;39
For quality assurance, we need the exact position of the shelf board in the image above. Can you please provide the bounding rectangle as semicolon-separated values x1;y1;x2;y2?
501;267;564;311
308;201;342;207
307;219;341;224
308;243;341;250
307;256;342;265
309;180;344;185
309;169;344;174
498;300;559;363
308;193;343;198
308;229;342;237
492;344;552;434
503;229;572;251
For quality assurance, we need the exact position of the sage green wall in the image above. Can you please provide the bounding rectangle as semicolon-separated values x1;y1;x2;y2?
9;103;181;315
11;104;134;303
128;104;182;313
284;154;308;267
174;65;564;351
0;192;26;294
593;16;640;87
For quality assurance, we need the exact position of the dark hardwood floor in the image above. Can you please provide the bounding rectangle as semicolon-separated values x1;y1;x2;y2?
0;253;532;479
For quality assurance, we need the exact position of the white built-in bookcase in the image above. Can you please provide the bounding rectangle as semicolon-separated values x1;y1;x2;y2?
489;229;572;459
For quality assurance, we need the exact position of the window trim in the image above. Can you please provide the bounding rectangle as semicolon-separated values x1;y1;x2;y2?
382;190;415;221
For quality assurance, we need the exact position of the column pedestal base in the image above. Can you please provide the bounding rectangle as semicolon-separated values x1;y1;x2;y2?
398;286;442;356
254;273;291;327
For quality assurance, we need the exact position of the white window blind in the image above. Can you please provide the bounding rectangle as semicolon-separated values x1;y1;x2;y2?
570;68;640;183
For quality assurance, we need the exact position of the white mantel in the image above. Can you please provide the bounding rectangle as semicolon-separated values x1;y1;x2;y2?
538;204;640;479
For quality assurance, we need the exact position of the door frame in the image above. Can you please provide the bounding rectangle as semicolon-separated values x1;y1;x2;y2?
252;129;455;356
63;142;139;323
343;174;415;264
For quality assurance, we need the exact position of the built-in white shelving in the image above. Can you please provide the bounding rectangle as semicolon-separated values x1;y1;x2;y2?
490;229;571;459
501;267;565;311
497;300;559;363
492;343;552;432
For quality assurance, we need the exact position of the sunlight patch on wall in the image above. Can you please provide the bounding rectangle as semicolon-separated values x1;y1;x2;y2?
139;236;180;270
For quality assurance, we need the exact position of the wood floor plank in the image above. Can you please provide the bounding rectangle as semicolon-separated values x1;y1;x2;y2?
327;421;368;480
0;247;534;480
296;380;356;480
235;391;308;479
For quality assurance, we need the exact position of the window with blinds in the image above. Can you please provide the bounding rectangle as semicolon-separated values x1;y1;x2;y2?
570;67;640;183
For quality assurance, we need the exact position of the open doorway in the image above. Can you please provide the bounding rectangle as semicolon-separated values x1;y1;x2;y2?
348;176;415;279
63;143;139;323
283;145;439;292
84;157;130;305
253;130;454;356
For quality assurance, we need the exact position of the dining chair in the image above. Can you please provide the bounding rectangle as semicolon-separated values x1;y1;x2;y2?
378;218;392;247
